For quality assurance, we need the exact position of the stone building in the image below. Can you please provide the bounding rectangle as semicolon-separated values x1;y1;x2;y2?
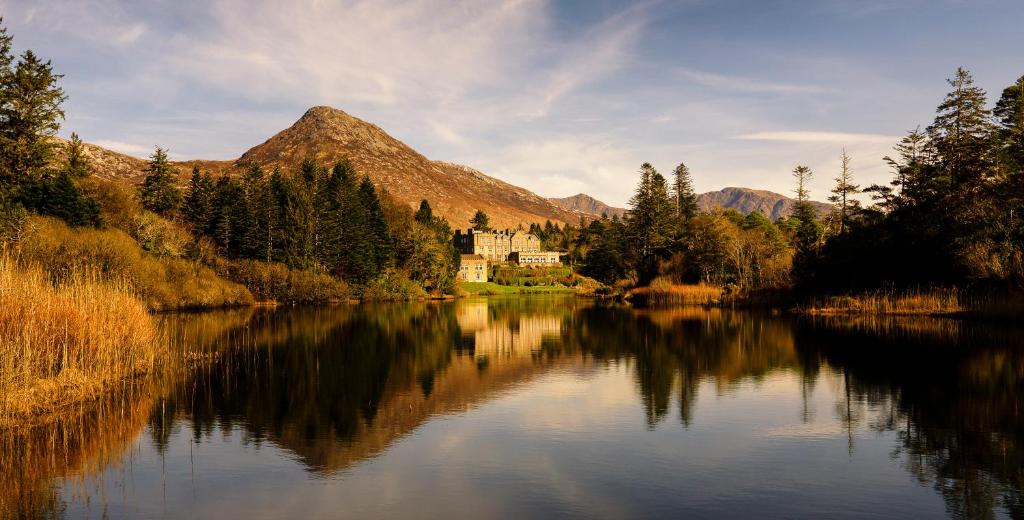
458;254;488;282
454;229;540;262
509;251;562;266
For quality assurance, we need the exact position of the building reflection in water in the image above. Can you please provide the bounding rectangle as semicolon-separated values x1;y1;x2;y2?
457;299;564;359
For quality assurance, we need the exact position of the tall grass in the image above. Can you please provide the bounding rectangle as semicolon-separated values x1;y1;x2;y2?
627;280;724;307
799;288;963;315
0;257;157;420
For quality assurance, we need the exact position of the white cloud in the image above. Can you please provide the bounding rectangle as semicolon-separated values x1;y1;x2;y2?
429;122;468;146
735;131;900;144
114;22;145;46
466;136;639;207
676;69;833;95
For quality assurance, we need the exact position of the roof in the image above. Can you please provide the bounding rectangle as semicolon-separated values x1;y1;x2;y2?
460;254;486;261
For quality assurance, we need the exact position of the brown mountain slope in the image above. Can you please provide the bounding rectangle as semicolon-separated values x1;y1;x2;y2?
235;106;578;228
697;187;831;220
77;106;579;228
550;187;831;221
548;193;626;219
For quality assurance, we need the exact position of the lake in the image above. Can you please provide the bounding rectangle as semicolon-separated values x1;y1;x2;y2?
3;296;1022;519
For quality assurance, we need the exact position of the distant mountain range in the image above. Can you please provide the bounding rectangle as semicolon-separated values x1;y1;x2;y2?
548;188;831;221
547;193;627;219
75;106;828;228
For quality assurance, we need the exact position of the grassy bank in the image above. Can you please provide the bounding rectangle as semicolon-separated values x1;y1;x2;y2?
480;265;606;296
0;258;158;420
16;216;253;310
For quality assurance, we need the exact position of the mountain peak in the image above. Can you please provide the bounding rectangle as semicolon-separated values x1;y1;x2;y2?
299;105;353;122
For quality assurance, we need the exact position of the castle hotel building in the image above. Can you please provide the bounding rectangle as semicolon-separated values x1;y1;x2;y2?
454;229;562;266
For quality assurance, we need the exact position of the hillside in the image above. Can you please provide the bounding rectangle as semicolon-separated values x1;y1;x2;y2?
697;187;832;220
78;106;580;228
548;193;626;219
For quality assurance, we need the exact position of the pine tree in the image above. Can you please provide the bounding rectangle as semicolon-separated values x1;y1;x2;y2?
879;128;932;208
671;162;698;223
791;165;822;252
140;147;182;216
359;176;393;274
183;166;214;230
827;149;860;234
22;135;100;227
415;199;434;224
470;209;490;231
995;75;1024;175
64;133;90;178
0;48;66;184
626;162;676;284
927;68;994;196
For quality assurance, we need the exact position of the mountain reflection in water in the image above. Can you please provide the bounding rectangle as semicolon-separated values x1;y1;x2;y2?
1;296;1022;519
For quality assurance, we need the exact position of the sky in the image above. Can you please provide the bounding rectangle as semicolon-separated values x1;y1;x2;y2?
2;0;1023;207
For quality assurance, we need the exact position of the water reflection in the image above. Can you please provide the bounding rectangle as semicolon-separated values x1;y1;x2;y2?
1;297;1022;518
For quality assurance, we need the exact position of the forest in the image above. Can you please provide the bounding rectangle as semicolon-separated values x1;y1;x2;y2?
564;67;1024;311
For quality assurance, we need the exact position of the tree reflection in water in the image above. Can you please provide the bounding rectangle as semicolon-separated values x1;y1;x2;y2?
1;297;1021;518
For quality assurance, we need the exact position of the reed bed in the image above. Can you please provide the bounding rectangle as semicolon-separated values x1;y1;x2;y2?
0;257;157;420
799;288;963;315
627;282;724;307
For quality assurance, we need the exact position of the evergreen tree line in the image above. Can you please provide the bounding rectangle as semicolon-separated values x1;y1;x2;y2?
167;156;458;291
0;18;101;233
803;68;1024;292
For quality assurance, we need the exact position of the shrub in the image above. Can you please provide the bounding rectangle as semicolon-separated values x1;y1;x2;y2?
16;216;252;310
362;268;428;301
217;259;351;303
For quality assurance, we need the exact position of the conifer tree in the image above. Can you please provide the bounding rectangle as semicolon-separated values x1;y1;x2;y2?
791;165;822;253
64;133;90;178
183;166;214;230
360;176;393;274
470;209;490;231
0;49;66;183
827;149;860;234
995;75;1024;175
927;68;994;196
671;162;698;223
415;199;434;224
878;128;931;208
140;147;182;216
626;162;676;284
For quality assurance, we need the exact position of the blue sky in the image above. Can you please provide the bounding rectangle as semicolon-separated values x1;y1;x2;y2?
3;0;1023;206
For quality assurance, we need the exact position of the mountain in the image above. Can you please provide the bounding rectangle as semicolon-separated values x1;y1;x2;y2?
697;187;831;220
76;106;829;227
549;187;831;221
548;193;626;219
81;106;580;229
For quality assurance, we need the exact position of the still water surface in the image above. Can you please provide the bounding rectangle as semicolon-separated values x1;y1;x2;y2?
3;296;1023;518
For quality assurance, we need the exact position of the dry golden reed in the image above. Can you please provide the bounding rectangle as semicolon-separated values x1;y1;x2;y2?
0;257;157;420
627;280;724;307
800;288;963;315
